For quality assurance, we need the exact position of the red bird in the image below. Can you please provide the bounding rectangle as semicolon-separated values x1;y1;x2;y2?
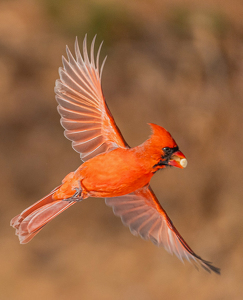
11;36;220;274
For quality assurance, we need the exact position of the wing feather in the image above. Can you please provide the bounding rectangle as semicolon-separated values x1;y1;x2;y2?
55;35;128;161
105;186;220;274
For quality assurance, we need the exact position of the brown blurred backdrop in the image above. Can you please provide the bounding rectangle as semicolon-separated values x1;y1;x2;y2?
1;0;243;299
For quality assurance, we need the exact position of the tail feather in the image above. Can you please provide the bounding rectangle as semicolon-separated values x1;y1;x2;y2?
11;186;75;244
10;186;61;229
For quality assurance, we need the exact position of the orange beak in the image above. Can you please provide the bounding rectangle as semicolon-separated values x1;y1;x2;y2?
168;150;187;169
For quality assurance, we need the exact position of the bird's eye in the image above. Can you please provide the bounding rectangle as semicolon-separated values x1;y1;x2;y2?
162;147;170;153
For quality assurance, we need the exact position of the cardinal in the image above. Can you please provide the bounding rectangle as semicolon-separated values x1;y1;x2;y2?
11;36;220;274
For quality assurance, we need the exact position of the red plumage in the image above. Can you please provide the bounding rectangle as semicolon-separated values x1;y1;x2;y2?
11;36;220;274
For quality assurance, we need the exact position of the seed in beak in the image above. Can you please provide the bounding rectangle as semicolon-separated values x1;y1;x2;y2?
180;158;187;168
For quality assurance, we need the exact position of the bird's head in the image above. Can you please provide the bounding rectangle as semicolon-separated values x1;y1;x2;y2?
147;123;187;170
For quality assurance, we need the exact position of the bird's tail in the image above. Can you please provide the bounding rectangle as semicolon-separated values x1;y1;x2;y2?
10;186;75;244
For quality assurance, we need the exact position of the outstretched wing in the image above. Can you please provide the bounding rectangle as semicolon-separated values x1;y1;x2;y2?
55;35;128;161
105;186;220;274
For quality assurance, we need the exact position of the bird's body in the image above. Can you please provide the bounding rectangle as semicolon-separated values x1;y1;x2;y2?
54;147;154;199
53;123;180;199
10;36;220;274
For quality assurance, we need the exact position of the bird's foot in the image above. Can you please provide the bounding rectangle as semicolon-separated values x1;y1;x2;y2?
63;187;83;202
63;181;84;202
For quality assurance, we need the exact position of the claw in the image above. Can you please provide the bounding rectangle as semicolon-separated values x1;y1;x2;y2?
63;184;83;202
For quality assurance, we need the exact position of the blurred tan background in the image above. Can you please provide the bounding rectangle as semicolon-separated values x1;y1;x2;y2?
1;0;243;299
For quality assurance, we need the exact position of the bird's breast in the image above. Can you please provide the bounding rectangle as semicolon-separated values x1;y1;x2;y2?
76;148;154;197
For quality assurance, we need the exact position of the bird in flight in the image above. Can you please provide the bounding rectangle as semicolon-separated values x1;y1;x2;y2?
11;36;220;274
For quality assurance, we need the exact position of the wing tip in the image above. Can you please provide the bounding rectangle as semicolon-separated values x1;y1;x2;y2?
190;251;221;274
199;258;221;275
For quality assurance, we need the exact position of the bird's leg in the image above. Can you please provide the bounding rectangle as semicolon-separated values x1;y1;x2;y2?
63;181;85;202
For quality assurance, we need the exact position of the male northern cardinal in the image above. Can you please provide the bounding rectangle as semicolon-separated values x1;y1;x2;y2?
11;36;220;274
